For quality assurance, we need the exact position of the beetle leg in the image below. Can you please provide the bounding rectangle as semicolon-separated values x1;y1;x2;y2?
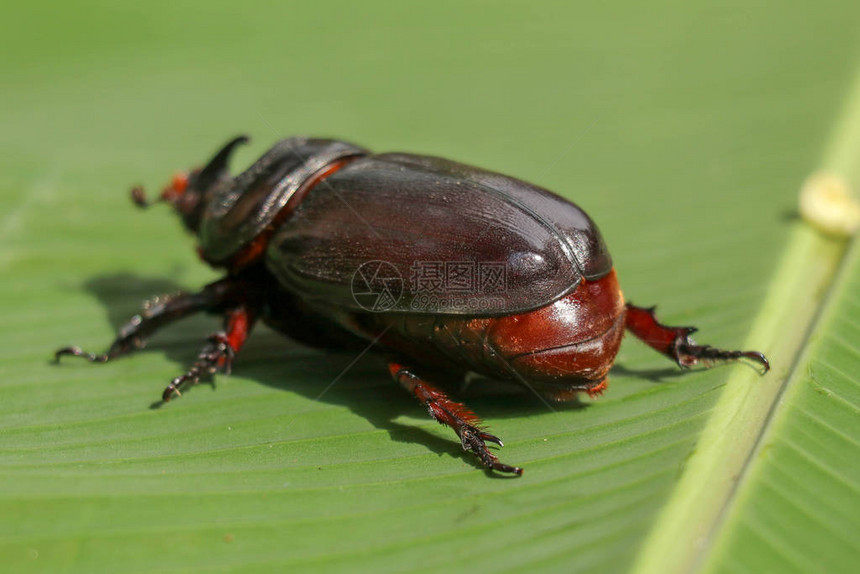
388;361;523;476
161;306;257;402
625;304;770;373
54;278;244;364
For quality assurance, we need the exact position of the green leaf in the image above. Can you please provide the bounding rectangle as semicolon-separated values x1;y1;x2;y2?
703;229;860;574
1;2;858;573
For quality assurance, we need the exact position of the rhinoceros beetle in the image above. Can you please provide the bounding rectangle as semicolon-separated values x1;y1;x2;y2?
56;136;769;475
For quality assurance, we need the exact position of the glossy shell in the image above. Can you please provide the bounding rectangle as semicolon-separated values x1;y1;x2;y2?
198;137;368;263
264;152;612;315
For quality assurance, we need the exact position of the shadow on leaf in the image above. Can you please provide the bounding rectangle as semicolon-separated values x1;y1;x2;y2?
62;272;605;472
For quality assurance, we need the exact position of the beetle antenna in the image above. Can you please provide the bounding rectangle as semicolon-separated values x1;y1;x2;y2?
130;185;153;208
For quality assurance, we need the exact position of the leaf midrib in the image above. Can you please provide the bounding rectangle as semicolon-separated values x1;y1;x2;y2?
631;64;860;574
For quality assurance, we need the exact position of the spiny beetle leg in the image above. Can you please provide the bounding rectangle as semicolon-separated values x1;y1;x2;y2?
162;306;256;402
54;345;114;363
388;361;523;476
625;304;770;374
54;278;245;365
161;334;233;402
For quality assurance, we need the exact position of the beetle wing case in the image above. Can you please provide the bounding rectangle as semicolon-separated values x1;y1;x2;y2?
265;153;612;315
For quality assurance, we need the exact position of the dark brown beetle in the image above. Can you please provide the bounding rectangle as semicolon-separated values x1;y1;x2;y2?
57;136;769;475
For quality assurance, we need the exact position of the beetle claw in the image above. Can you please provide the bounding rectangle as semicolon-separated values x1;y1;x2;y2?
626;304;770;374
53;346;109;364
674;336;772;373
493;461;524;476
158;332;237;402
478;431;504;447
742;351;770;373
162;385;181;402
459;425;520;475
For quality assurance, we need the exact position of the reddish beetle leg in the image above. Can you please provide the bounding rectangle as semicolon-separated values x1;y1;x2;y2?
625;304;770;373
389;362;523;476
162;306;257;402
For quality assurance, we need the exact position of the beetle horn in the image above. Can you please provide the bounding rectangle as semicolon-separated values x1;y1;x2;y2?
196;135;250;188
129;136;250;209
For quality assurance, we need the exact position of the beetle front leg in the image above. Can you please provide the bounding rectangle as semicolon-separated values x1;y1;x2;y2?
388;361;523;476
56;292;210;363
625;304;770;373
161;306;257;402
55;278;242;364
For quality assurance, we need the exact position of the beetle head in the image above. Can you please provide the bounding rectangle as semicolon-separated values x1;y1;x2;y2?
131;136;249;233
